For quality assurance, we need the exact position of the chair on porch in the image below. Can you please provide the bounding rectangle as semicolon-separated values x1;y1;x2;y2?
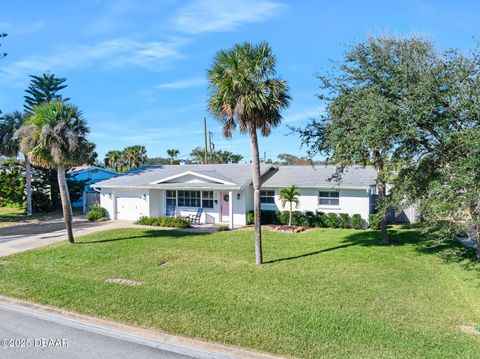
186;208;203;225
165;205;176;217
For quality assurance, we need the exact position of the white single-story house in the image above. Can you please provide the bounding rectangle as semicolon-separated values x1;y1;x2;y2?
94;164;381;228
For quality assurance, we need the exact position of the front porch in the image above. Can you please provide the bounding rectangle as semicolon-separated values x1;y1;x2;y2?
148;189;237;228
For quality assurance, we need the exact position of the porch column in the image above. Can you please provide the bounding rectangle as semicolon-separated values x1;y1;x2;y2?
112;190;117;220
229;191;234;229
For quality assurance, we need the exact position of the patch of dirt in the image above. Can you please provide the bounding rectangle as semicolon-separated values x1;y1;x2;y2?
105;278;144;286
460;325;480;336
268;225;307;233
158;260;169;267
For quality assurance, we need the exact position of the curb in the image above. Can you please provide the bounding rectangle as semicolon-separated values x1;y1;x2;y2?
0;296;286;359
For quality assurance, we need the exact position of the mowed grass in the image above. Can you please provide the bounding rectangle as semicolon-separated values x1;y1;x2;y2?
0;206;26;228
0;227;479;358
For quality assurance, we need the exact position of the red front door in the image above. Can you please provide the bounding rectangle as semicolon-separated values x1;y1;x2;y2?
220;192;229;222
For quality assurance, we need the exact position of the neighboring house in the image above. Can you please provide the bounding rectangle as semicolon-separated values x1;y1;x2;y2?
68;165;120;209
94;164;385;228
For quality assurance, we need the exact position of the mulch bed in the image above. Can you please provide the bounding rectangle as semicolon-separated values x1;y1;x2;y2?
267;225;308;233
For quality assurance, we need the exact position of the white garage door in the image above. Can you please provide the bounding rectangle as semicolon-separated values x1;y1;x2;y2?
116;193;144;220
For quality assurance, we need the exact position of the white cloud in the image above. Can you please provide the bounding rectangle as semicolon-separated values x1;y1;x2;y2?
155;76;206;89
1;38;183;83
173;0;283;34
283;106;324;124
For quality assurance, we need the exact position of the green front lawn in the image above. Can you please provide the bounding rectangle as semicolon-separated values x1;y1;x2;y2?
0;206;26;228
0;227;479;358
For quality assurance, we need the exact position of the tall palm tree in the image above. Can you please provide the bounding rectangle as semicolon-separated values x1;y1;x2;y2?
208;42;291;264
15;101;90;243
122;145;147;171
279;185;300;226
0;111;33;216
105;150;122;172
166;149;179;164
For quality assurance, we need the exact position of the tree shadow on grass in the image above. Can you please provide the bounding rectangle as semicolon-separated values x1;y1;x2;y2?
264;243;356;264
340;226;480;273
76;229;209;244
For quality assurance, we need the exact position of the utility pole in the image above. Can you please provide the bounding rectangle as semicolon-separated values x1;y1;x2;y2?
203;116;208;164
263;151;266;163
208;131;214;164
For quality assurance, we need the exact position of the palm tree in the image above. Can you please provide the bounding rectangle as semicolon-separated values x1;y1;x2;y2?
122;145;147;171
208;42;291;264
279;185;300;226
166;149;179;164
0;111;33;216
105;150;122;172
15;101;90;243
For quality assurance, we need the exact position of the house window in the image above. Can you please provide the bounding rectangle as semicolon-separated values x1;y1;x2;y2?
178;191;201;207
260;190;275;204
166;190;177;206
319;191;339;206
202;191;214;209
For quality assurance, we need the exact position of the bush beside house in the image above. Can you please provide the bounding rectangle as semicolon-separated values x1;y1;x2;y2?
137;216;191;228
246;210;373;229
86;205;108;222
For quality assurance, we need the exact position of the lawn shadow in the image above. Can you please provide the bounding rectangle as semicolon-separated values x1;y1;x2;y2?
341;226;480;273
264;243;356;264
76;229;210;244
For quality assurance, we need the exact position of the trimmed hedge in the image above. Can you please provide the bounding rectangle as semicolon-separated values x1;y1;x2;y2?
246;210;367;230
351;214;364;229
338;213;351;229
86;206;108;222
368;214;380;230
137;216;191;228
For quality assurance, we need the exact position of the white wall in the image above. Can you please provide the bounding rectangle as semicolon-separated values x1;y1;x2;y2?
260;187;371;221
100;190;114;219
101;188;248;227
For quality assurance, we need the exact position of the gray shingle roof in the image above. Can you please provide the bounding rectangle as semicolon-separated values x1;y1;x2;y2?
94;164;377;190
262;165;377;189
94;164;273;190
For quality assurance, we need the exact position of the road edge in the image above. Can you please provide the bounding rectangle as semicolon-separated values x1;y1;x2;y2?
0;295;286;359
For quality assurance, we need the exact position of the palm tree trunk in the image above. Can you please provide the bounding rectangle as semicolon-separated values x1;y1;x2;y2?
57;165;75;244
50;169;60;210
249;127;263;265
289;202;292;226
25;158;32;216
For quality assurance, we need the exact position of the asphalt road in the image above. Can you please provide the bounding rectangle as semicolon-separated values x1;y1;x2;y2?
0;305;230;359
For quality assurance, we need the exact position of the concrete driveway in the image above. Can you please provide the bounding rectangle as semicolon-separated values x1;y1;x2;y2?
0;216;132;256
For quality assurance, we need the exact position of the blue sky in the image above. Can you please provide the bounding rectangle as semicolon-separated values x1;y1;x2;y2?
1;0;480;162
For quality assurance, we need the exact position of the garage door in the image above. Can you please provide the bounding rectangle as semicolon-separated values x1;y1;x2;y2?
116;193;144;220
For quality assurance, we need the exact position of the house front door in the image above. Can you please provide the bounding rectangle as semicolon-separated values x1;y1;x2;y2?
220;192;230;222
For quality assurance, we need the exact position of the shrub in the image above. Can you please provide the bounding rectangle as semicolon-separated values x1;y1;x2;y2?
338;213;351;229
246;211;254;225
351;214;364;229
368;214;380;230
303;211;316;227
314;212;327;227
325;213;339;228
86;205;108;222
137;216;191;228
246;210;281;225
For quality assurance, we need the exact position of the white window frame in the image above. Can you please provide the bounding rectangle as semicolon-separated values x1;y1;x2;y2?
178;190;201;207
202;191;214;209
260;190;275;204
318;191;340;206
166;190;177;206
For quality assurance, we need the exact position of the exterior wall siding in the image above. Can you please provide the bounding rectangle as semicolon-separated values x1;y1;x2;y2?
260;187;372;221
